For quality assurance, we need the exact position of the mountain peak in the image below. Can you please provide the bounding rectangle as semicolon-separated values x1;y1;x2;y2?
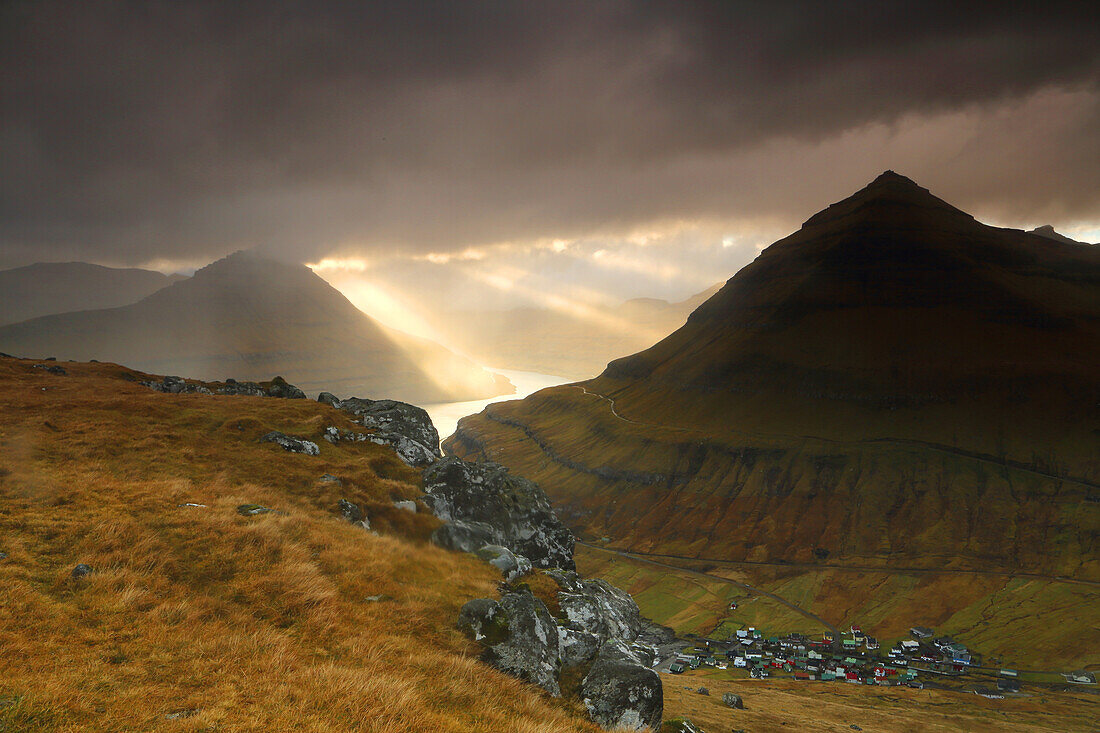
801;171;974;231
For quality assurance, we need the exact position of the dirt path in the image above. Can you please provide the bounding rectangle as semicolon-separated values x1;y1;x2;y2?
577;540;841;637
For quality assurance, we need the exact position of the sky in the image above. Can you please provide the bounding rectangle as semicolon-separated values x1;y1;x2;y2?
2;1;1099;321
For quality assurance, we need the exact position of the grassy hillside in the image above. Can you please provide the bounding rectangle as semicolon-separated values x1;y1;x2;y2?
577;546;1100;671
0;357;593;732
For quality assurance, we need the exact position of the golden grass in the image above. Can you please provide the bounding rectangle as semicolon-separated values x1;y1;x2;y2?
663;672;1100;733
0;358;596;732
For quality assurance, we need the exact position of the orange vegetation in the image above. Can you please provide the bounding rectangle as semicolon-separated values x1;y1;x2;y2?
0;357;594;732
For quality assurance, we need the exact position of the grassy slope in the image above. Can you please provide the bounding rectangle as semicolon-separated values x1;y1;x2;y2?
576;547;1099;732
0;357;594;732
663;673;1099;733
577;546;1100;670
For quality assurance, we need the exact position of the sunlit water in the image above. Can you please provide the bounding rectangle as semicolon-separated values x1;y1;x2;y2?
423;368;574;447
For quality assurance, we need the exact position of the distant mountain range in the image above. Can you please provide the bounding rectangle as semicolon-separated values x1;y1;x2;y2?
0;262;186;326
447;172;1100;581
426;284;722;379
0;251;511;404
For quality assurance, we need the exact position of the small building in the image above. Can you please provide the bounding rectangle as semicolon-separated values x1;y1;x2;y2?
910;626;934;639
668;661;686;674
999;669;1018;678
1064;671;1097;684
865;636;879;650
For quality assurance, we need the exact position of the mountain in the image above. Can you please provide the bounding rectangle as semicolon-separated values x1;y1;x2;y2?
0;251;511;404
1030;224;1094;246
425;283;722;379
0;261;185;326
446;172;1100;580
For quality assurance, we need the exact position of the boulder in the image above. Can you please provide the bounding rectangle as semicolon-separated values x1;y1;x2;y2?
422;457;574;570
142;375;212;395
558;625;602;667
581;640;662;731
317;391;340;406
237;504;272;516
695;687;708;696
545;570;642;643
458;591;561;696
392;500;417;513
71;563;93;579
722;693;744;709
259;431;320;456
431;522;496;553
328;397;441;467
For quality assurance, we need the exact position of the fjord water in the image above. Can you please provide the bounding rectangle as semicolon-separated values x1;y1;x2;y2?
424;368;573;445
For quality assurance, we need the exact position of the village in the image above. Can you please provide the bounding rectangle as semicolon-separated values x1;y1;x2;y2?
659;622;1098;699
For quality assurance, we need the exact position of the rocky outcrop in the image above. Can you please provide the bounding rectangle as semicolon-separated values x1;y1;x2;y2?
458;591;561;696
259;431;320;455
337;498;370;530
142;375;306;398
322;396;442;466
722;692;744;709
581;640;662;731
547;570;642;643
422;456;574;570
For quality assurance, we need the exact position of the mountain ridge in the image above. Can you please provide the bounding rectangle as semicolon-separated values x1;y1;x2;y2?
0;251;511;404
445;172;1100;582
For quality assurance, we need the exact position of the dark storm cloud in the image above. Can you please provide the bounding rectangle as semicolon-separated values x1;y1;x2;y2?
1;0;1098;267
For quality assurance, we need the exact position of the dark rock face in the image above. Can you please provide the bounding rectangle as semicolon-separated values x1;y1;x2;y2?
422;456;575;570
325;396;441;467
259;431;320;456
457;591;562;696
546;570;642;643
581;640;662;731
33;363;67;375
430;521;496;553
71;563;93;578
722;692;744;709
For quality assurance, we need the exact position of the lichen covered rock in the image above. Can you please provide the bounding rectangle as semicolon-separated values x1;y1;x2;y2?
457;591;562;696
546;569;641;643
422;457;574;570
259;431;319;455
581;640;663;731
325;396;441;466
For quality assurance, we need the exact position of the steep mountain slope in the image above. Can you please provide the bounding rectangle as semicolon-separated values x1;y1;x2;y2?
0;251;511;404
425;284;722;379
0;262;184;326
446;172;1100;580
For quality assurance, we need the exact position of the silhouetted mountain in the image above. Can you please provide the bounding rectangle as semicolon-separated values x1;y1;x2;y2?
1030;224;1094;246
447;172;1100;580
0;262;184;326
0;251;511;404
